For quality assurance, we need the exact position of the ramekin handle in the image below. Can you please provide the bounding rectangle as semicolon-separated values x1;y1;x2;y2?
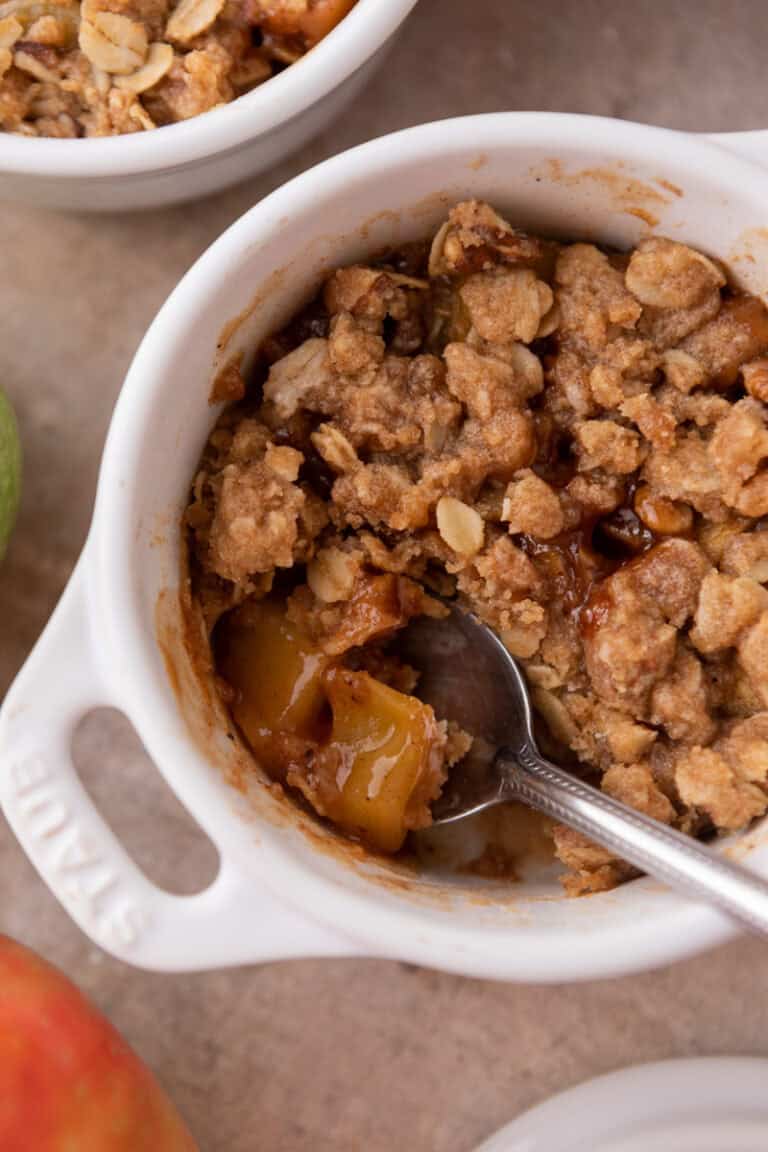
0;555;360;970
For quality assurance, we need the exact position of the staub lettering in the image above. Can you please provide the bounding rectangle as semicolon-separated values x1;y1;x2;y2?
9;756;149;951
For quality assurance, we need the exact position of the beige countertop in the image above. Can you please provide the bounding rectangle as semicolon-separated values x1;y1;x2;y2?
3;1;768;1148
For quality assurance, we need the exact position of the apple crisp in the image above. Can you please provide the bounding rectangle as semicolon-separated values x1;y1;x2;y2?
0;0;355;136
186;200;768;893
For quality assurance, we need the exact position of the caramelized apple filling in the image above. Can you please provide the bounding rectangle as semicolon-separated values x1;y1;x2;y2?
187;200;768;893
215;587;449;853
216;598;331;779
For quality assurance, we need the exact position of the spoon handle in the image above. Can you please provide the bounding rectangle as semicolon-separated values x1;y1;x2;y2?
499;745;768;936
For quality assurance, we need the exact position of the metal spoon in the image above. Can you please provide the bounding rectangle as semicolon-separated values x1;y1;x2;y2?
400;601;768;935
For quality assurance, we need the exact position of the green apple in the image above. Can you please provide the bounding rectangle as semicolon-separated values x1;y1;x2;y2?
0;388;21;561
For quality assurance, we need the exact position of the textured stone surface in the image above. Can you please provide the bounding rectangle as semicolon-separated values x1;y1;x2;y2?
2;1;768;1148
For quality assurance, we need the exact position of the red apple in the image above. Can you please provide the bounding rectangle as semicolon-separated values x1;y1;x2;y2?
0;935;198;1152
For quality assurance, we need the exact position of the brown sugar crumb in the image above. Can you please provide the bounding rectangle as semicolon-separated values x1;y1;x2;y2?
574;419;646;474
186;200;768;892
552;825;635;895
690;571;768;653
722;530;768;582
501;469;564;540
649;645;716;745
1;0;357;137
602;763;676;823
208;452;304;581
620;393;677;452
682;297;768;386
460;269;553;344
555;243;642;353
675;744;768;831
739;611;768;706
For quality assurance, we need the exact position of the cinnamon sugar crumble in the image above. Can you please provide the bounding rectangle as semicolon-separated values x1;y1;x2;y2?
0;0;355;136
186;199;768;892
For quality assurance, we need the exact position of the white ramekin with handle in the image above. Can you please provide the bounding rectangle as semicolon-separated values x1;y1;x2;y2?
3;112;768;982
0;0;418;211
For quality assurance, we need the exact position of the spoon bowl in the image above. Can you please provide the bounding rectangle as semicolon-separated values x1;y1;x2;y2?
400;602;529;824
403;602;768;937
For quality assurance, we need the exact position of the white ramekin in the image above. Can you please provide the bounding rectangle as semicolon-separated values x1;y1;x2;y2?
0;0;418;211
2;112;768;982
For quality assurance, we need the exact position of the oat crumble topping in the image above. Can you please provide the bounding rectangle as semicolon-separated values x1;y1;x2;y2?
185;200;768;893
0;0;355;136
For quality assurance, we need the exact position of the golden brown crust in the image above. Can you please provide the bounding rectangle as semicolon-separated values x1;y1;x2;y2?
187;201;768;892
0;0;355;135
